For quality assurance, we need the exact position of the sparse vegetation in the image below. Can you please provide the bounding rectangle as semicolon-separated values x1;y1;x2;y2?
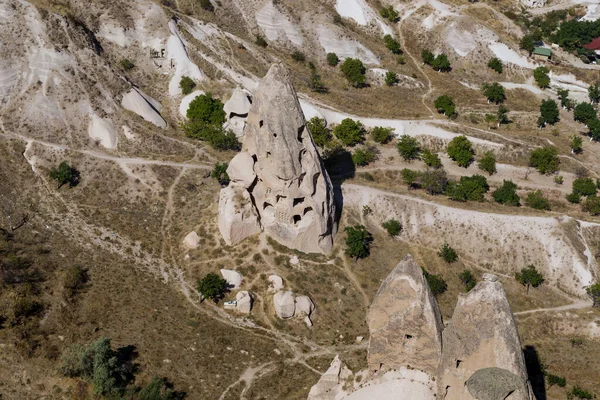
382;219;402;236
385;71;399;86
210;162;230;186
569;386;594;400
515;265;544;293
546;373;567;388
344;225;373;260
179;76;196;95
458;270;477;292
529;146;560;174
447;135;474;168
438;243;458;263
197;273;229;302
334;118;366;146
396;135;421;160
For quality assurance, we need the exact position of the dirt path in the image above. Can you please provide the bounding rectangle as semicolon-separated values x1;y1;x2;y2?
514;300;593;315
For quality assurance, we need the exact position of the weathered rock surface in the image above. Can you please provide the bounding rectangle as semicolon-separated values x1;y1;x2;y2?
183;231;200;249
438;273;533;400
344;368;436;400
218;64;337;254
296;295;315;326
466;368;525;400
367;255;443;376
274;290;295;318
520;0;546;7
220;269;243;289
268;274;284;292
224;87;251;119
227;152;256;188
236;291;253;314
307;355;352;400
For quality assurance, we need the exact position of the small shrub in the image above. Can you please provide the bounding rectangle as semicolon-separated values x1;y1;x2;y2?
385;71;399;86
63;265;87;299
340;58;366;88
458;270;477;292
546;374;566;388
421;149;442;169
401;168;419;189
210;162;229;186
255;35;268;47
582;195;600;215
438;243;458;263
569;386;593;400
291;51;305;62
397;55;405;64
352;147;377;166
371;126;394;144
478;151;496;175
525;190;550;210
492;180;520;206
397;135;421;160
529;146;560;174
488;57;503;73
344;225;373;260
571;135;583;154
380;5;399;22
382;219;402;236
573;177;597;197
422;268;447;297
179;76;196;95
333;118;366;146
326;52;339;66
566;192;581;204
422;49;435;65
307;117;331;147
120;58;134;70
446;175;489;202
421;169;448;195
447;135;474;167
533;66;550;88
586;282;600;307
554;175;564;185
383;34;402;54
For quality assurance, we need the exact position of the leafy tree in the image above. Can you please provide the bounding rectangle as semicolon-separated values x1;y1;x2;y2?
525;190;551;210
211;162;229;186
492;180;520;206
179;76;196;95
515;265;544;293
478;151;497;175
458;270;477;292
382;219;402;236
546;374;567;388
120;58;134;70
434;95;456;117
401;168;418;189
497;105;510;126
49;161;80;189
573;102;597;124
291;51;305;62
420;169;448;195
431;53;451;72
183;121;239;150
138;377;186;400
533;66;550;89
344;225;373;260
582;195;600;215
571;135;583;154
557;88;574;110
487;57;503;73
422;267;447;297
589;83;600;103
447;135;474;168
573;177;597;197
307;117;331;147
352;147;377;166
421;149;442;169
566;192;581;204
371;126;393;144
586;282;600;307
380;5;399;22
255;35;268;48
538;99;559;126
186;93;226;125
483;83;506;104
520;34;535;54
588;118;600;141
529;146;560;174
340;58;366;88
197;273;229;302
385;71;399;86
333;118;366;146
421;49;435;65
383;35;402;54
438;243;458;263
327;52;339;66
397;135;421;160
447;175;489;202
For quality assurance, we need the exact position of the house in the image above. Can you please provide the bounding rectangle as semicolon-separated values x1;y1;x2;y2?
532;47;552;61
583;38;600;55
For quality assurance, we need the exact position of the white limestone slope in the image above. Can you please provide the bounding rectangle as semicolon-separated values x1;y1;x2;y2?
488;42;535;69
335;0;393;35
255;2;303;45
167;20;204;97
88;114;117;149
121;88;167;128
317;26;379;65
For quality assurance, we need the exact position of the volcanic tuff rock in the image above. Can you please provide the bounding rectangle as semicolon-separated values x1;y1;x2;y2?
218;63;337;254
307;355;353;400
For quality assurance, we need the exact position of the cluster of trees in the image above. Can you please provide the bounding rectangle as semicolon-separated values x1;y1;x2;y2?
566;177;600;215
182;93;239;150
573;102;600;141
380;5;399;23
422;50;451;72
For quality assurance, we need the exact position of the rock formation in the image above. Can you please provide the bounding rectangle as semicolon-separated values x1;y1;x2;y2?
274;290;296;319
218;63;337;254
236;291;253;314
520;0;546;7
295;295;315;327
367;255;443;376
223;87;251;137
307;355;353;400
220;269;243;289
183;231;200;249
268;274;284;292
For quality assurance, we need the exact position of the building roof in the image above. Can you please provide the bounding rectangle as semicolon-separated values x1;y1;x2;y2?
533;47;552;57
584;38;600;50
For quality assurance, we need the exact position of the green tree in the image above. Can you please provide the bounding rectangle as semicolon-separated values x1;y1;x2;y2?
309;68;328;94
371;126;394;144
431;54;451;72
422;49;435;65
588;118;600;141
397;135;421;160
487;57;503;73
255;35;268;48
438;243;458;263
533;66;550;89
571;135;583;154
333;118;366;146
197;273;229;302
179;76;196;95
529;145;560;174
344;225;374;260
497;105;510;126
307;117;331;147
401;168;418;189
446;175;489;202
538;99;559;126
421;169;449;195
492;180;520;206
340;58;366;88
447;135;474;167
525;190;551;210
478;151;497;175
383;35;402;54
422;267;447;297
327;52;339;66
573;102;597;124
382;219;402;236
589;83;600;103
421;149;442;169
49;161;79;189
211;162;230;186
458;270;477;292
380;5;399;22
183;120;239;150
573;177;597;197
385;71;399;86
566;192;581;204
483;83;506;104
434;95;456;117
515;265;544;293
291;51;305;62
546;374;567;388
352;147;377;166
586;282;600;307
520;35;535;54
582;195;600;215
557;88;573;110
138;377;185;400
186;93;226;125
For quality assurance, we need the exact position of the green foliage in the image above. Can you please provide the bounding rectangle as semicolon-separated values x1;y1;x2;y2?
120;58;134;70
344;225;373;260
183;120;239;150
446;175;489;202
431;53;451;72
307;117;331;147
340;58;366;88
569;386;594;400
179;76;196;95
458;270;477;292
571;135;583;154
309;68;328;93
573;177;597;197
334;118;366;146
447;135;474;168
291;50;305;62
492;180;520;206
420;169;448;195
352;147;377;166
397;54;405;64
396;135;421;160
422;49;435;65
566;192;581;204
525;190;551;210
582;195;600;215
529;146;560;174
434;95;456;117
401;168;418;189
210;162;229;186
520;35;536;54
422;267;447;297
255;35;268;47
497;105;510;125
421;149;442;169
487;57;503;73
552;18;600;52
371;126;393;144
558;89;574;110
380;5;399;22
186;93;226;125
385;71;399;86
588;118;600;141
63;265;87;299
326;52;339;66
138;377;185;400
49;161;79;189
554;175;564;185
197;273;229;302
383;35;402;54
478;151;497;175
382;219;402;236
539;99;559;126
482;82;506;104
546;374;567;388
573;102;597;124
533;66;550;89
200;0;214;11
515;265;544;293
587;282;600;307
589;83;600;103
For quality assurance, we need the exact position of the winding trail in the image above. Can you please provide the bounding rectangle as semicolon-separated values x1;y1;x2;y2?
514;300;593;316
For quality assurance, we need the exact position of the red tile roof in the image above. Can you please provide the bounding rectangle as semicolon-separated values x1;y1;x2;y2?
584;38;600;50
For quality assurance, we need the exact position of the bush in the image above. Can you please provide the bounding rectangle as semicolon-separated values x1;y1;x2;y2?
352;147;377;166
397;55;405;64
569;386;593;400
573;177;597;197
383;34;402;54
397;135;421;160
589;83;600;103
529;146;560;174
334;118;366;146
326;52;339;66
210;162;229;186
63;265;87;299
401;168;419;189
183;121;239;150
478;151;497;175
431;53;451;72
49;161;80;189
422;49;435;65
380;5;399;22
307;117;331;147
309;69;328;93
587;282;600;307
488;57;503;73
255;35;268;47
525;190;551;210
198;273;229;302
120;58;134;70
179;76;196;95
482;82;506;104
458;270;477;292
515;265;544;293
533;66;550;88
340;58;366;88
571;135;583;153
546;374;567;388
421;169;448;195
446;175;489;202
492;180;520;206
589;117;600;141
186;92;225;125
558;88;574;110
582;195;600;215
138;377;185;400
371;126;394;144
447;135;474;167
566;192;581;204
574;102;597;124
344;225;373;260
422;268;447;297
385;71;399;86
539;99;559;126
382;219;402;236
291;51;305;62
421;149;442;169
200;0;214;11
434;95;456;117
554;175;564;185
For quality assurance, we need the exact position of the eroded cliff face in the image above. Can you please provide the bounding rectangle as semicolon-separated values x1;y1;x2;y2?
218;63;336;254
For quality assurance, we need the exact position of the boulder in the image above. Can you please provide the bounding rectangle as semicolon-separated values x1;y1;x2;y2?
236;291;253;314
218;185;261;246
274;290;295;319
307;355;353;400
226;152;256;188
466;368;526;400
220;269;243;289
367;255;443;376
295;295;315;326
268;275;284;292
520;0;546;7
224;87;251;119
183;231;200;249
